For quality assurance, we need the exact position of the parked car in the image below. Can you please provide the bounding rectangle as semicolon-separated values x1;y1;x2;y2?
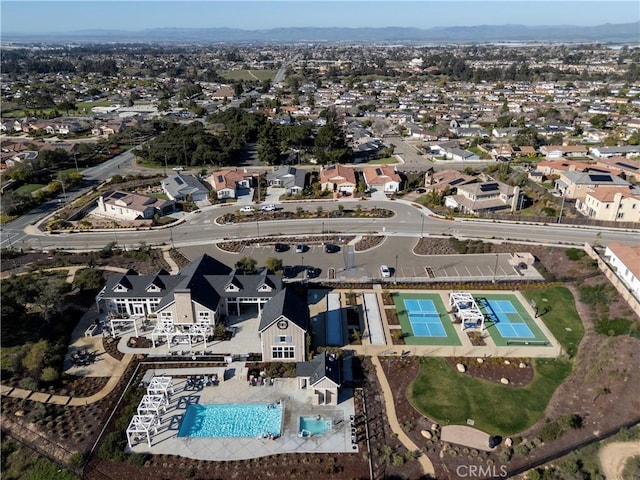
261;204;276;212
295;243;307;253
274;243;289;252
324;243;340;253
380;264;391;278
239;205;255;213
172;166;184;171
306;267;321;278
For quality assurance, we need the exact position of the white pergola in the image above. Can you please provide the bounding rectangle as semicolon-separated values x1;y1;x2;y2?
449;292;486;331
147;376;174;399
150;320;211;350
137;394;167;416
109;315;140;337
126;414;158;448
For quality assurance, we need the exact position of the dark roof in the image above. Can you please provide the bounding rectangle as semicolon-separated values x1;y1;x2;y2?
296;351;341;387
259;288;309;332
102;253;286;317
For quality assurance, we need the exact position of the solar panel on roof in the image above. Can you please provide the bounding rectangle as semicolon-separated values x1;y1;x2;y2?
479;183;499;191
588;174;613;182
617;162;638;171
175;178;184;185
450;178;465;186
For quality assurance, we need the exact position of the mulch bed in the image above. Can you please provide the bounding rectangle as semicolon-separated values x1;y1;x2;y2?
386;309;399;325
103;337;124;361
354;235;385;252
445;357;534;387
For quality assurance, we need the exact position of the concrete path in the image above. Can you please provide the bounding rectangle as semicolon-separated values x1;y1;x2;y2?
161;246;180;274
599;441;640;480
370;356;436;477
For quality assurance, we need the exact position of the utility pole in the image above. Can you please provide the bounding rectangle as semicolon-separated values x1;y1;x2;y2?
557;190;566;224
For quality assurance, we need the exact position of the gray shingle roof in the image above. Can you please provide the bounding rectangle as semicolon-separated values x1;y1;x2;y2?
162;174;209;199
259;288;309;332
296;351;341;387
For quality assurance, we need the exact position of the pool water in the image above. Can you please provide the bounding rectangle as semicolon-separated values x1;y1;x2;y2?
299;416;331;435
178;403;283;438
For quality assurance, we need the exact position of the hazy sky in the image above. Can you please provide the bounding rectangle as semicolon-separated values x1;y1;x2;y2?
2;1;639;33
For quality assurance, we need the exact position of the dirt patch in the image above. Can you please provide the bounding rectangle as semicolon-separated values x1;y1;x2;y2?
445;357;534;387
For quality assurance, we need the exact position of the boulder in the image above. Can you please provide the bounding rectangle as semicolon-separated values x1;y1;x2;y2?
477;358;484;363
421;430;432;440
519;362;527;369
504;360;511;365
500;377;510;385
456;363;466;373
431;423;440;432
14;410;24;417
505;437;513;447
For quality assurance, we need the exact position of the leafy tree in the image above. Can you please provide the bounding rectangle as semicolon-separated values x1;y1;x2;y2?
590;114;608;130
235;257;257;274
22;340;49;377
74;268;105;291
257;121;281;165
264;257;283;274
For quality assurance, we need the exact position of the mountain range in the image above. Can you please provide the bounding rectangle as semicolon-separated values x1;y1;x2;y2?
3;22;639;43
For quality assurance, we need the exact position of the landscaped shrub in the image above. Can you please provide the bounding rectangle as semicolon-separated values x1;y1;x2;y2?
561;413;583;429
98;431;126;462
540;421;564;441
596;317;635;336
565;248;586;261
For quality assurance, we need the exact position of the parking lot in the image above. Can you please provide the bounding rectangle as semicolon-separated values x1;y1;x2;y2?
179;237;544;282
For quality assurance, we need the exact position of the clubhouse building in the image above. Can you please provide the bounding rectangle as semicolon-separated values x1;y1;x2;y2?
96;254;309;362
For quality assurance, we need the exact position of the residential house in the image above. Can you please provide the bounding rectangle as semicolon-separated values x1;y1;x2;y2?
95;191;175;221
591;146;640;159
446;147;480;162
98;254;308;361
554;171;631;200
539;145;588;159
576;186;640;222
595;157;640;180
266;166;306;194
536;159;593;176
162;174;210;202
206;168;253;199
444;181;522;214
604;243;640;299
320;164;357;195
258;287;309;362
492;127;520;138
296;351;341;406
425;169;476;193
362;165;402;193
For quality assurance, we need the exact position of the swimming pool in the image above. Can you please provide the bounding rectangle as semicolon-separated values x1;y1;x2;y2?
299;416;331;436
178;403;283;438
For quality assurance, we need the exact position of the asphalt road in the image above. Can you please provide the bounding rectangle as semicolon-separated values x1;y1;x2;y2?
11;199;638;252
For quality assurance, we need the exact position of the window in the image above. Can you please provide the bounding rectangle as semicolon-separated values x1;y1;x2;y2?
160;312;173;320
605;204;610;209
198;311;210;319
633;204;637;209
272;346;295;359
275;335;292;344
115;302;127;314
617;212;624;219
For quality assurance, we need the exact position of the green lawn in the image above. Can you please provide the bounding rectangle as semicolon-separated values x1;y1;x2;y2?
522;286;584;358
409;357;573;435
221;69;277;81
15;183;46;195
148;192;169;200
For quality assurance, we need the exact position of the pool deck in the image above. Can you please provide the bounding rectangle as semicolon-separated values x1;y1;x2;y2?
127;372;357;460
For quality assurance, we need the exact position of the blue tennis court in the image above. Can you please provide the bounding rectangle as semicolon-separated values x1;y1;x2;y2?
481;298;534;339
403;299;447;337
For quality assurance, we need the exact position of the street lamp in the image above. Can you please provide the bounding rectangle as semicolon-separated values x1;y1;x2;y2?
394;254;398;283
51;179;66;205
